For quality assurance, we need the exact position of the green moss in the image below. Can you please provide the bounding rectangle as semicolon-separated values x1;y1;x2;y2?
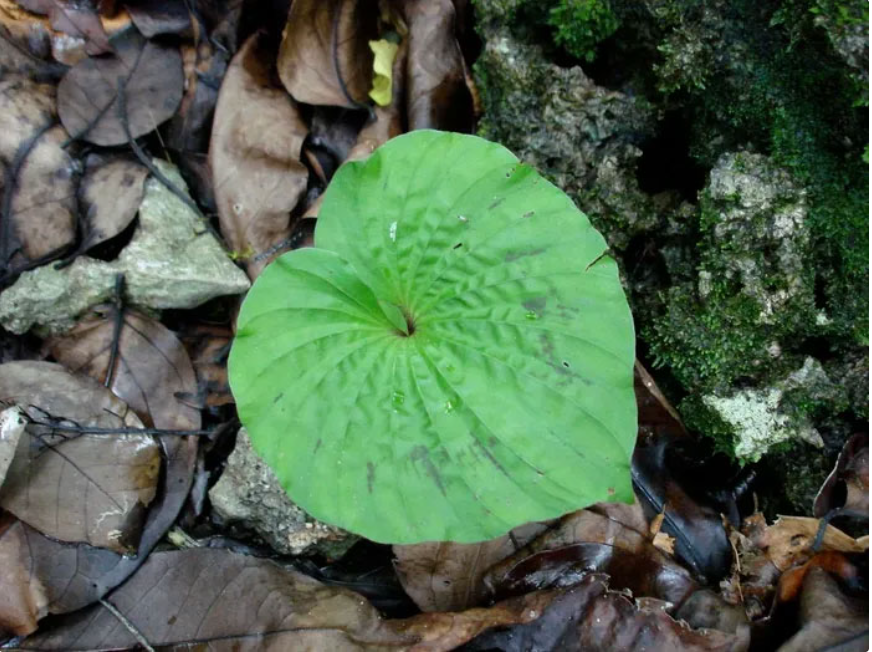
549;0;620;61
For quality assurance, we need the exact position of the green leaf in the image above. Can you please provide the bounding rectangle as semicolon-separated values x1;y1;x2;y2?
229;130;636;544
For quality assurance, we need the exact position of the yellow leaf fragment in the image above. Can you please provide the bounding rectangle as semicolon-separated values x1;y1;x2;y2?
368;39;399;106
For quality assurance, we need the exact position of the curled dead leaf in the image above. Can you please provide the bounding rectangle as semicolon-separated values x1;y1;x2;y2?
210;31;309;278
57;26;183;145
814;433;869;519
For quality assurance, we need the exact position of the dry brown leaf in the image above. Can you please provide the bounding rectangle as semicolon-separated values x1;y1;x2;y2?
0;76;77;267
20;547;558;651
393;521;548;612
123;0;190;37
776;567;868;652
753;516;868;572
210;31;309;279
399;0;473;131
78;154;148;252
17;0;111;54
0;361;160;552
0;513;48;637
57;26;183;145
277;0;378;107
48;308;201;430
178;323;233;409
164;34;227;155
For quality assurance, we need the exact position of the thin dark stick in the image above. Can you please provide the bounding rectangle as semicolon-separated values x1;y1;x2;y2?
115;79;203;218
27;418;212;437
105;274;126;388
331;0;376;123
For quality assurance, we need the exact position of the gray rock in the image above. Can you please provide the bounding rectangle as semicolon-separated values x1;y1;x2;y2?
119;161;250;309
0;160;250;334
0;257;117;334
473;31;663;250
210;428;355;557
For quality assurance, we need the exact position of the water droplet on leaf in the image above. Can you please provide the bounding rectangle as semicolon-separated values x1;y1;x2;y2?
389;221;397;242
391;390;405;407
525;310;538;320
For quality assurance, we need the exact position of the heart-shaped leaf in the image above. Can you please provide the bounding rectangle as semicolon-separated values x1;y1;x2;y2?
229;130;636;544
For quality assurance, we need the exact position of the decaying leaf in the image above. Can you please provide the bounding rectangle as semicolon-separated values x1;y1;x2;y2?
123;0;190;37
393;521;549;612
277;0;378;107
0;361;160;552
814;433;869;519
748;515;868;572
49;308;201;430
776;567;868;652
164;35;227;155
210;31;308;278
0;1;58;76
0;513;48;638
17;0;111;55
0;76;77;267
20;547;558;651
465;573;749;652
178;323;233;409
399;0;473;131
633;432;733;584
57;26;183;145
0;406;25;486
78;154;148;252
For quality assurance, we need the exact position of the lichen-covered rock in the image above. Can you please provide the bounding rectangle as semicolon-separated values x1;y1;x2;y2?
210;429;355;557
473;30;662;250
0;160;249;334
118;160;251;308
0;257;117;334
686;358;839;462
646;152;816;392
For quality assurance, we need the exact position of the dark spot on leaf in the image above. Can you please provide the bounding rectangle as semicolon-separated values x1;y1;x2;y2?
608;487;615;495
314;438;322;453
453;242;463;250
366;461;375;494
562;361;570;368
272;392;284;404
488;197;505;210
410;445;446;496
505;248;545;262
121;172;136;187
522;210;535;218
473;439;510;478
523;297;546;313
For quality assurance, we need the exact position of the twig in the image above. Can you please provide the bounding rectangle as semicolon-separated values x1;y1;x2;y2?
331;0;376;123
27;418;213;437
99;597;156;652
115;79;203;218
105;274;127;388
